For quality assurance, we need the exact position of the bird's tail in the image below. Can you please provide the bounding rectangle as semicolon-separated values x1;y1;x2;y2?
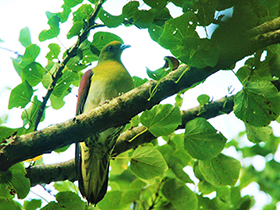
76;141;110;205
75;127;124;205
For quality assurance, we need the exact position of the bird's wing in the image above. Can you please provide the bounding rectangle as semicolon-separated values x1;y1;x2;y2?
75;69;93;198
76;69;93;115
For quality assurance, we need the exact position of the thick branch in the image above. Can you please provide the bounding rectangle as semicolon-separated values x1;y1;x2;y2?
34;0;105;130
26;95;234;186
250;29;280;50
26;159;76;187
247;16;280;37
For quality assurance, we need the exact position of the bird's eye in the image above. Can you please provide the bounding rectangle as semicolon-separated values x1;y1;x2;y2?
107;46;114;52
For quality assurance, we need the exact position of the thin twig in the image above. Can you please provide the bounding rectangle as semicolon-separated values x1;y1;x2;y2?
0;46;22;56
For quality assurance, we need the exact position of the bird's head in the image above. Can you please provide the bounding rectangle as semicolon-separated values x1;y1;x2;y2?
98;41;130;63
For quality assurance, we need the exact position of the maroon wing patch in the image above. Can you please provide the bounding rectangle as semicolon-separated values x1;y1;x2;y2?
76;69;93;115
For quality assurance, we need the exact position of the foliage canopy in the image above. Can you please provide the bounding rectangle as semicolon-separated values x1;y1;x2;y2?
1;0;280;209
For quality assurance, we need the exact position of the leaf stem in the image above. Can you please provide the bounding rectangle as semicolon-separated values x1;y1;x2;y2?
129;127;148;142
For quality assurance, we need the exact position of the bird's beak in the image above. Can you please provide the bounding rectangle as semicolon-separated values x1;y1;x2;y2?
119;44;131;51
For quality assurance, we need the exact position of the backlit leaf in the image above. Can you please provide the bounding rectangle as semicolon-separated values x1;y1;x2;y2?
234;81;280;127
130;146;168;180
8;81;33;109
140;104;181;137
184;118;227;160
199;154;241;186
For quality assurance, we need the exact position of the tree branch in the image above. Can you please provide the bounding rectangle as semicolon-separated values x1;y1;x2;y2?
247;16;280;37
26;159;76;187
34;0;105;130
26;95;234;186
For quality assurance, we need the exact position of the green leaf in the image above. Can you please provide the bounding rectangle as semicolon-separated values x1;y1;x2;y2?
19;27;31;47
20;44;40;67
73;4;93;22
67;21;83;39
97;191;122;210
188;38;219;68
134;10;155;28
41;191;85;210
63;0;83;8
53;181;78;193
78;40;99;64
197;94;210;105
236;66;251;85
131;115;140;127
21;96;44;126
110;152;129;175
120;189;141;206
184;118;227;160
39;14;60;41
236;56;274;84
92;32;123;50
140;104;181;137
52;69;79;97
245;124;273;143
0;163;30;199
0;198;21;210
42;62;58;89
146;67;170;81
50;93;66;110
152;7;171;25
99;8;124;28
23;199;42;210
169;163;194;183
21;62;45;86
198;180;216;195
162;178;198;209
175;92;183;107
67;4;94;39
199;154;241;186
194;0;217;27
148;24;163;42
130;146;168;180
57;4;71;23
169;133;192;166
234;81;280;127
54;145;70;153
158;12;218;68
132;76;148;87
144;0;167;9
65;55;87;71
46;43;61;60
8;81;33;109
159;12;198;50
0;126;17;143
11;57;23;76
122;1;139;18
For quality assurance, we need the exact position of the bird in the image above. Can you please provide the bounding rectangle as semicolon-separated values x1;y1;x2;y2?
75;41;134;205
